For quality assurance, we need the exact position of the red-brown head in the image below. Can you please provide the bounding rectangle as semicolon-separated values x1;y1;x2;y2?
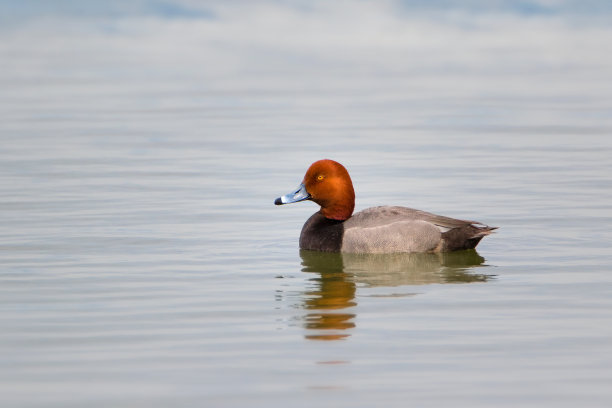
275;159;356;220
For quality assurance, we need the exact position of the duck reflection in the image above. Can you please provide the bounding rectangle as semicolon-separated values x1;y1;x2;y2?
300;251;356;341
299;249;492;340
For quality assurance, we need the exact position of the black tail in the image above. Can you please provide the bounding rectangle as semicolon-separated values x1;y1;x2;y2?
442;225;498;251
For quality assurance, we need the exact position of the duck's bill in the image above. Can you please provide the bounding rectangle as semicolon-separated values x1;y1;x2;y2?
275;183;310;205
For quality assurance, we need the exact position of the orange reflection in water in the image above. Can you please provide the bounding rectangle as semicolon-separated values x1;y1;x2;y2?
298;249;492;341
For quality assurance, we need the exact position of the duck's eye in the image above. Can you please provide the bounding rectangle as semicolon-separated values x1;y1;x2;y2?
317;174;325;181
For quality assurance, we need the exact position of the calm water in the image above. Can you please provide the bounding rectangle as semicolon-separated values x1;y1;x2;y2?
2;2;612;407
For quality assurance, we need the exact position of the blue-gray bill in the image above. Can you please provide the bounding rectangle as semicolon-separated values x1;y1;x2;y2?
275;183;310;205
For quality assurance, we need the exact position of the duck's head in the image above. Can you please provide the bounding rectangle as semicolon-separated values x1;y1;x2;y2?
275;159;355;221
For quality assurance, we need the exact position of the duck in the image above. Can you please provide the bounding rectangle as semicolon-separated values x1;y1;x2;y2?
275;159;497;253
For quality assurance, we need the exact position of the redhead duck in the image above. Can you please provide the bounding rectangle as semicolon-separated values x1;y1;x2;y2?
275;159;497;253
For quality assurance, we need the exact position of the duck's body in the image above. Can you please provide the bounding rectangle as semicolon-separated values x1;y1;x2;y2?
276;160;496;253
300;206;495;253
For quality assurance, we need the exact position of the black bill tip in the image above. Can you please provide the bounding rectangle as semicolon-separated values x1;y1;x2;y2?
274;197;283;205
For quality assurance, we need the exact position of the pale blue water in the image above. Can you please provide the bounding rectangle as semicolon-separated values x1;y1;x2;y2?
1;2;612;407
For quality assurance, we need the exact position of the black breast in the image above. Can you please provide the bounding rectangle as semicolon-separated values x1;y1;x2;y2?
299;212;345;252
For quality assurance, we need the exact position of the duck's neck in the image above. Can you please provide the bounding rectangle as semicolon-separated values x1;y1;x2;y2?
319;185;355;221
320;203;354;221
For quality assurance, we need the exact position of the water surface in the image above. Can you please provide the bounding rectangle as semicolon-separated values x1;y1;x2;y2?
1;2;612;407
